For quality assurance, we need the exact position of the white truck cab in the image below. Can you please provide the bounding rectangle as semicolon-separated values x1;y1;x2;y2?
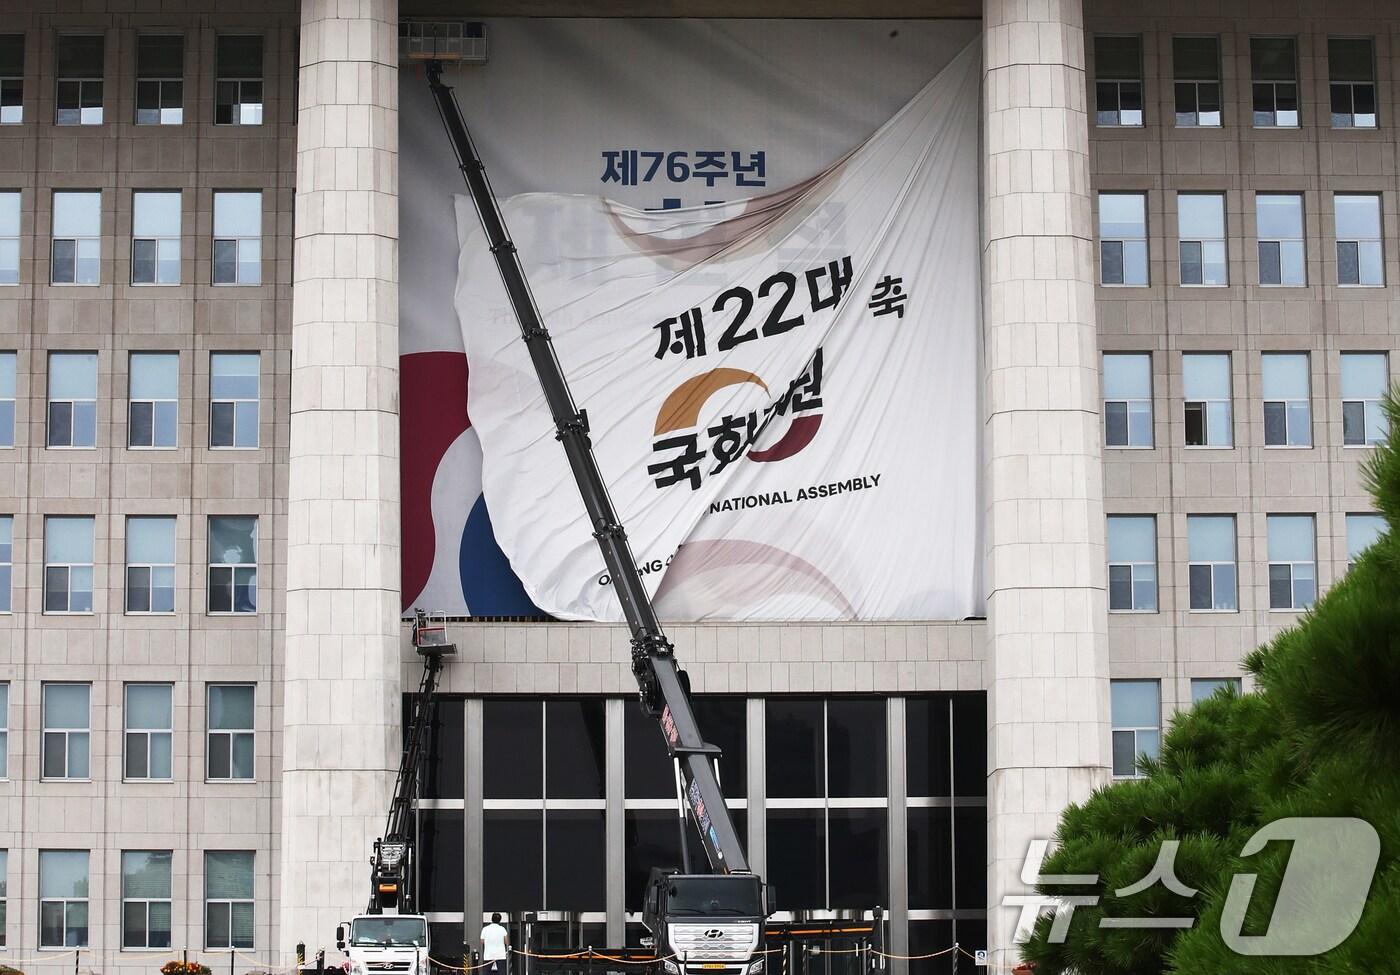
338;914;431;975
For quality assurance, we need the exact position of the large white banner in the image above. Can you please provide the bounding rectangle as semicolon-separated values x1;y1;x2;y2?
399;19;981;618
453;44;981;622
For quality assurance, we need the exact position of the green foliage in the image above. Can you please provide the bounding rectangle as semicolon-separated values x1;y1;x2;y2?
1020;392;1400;974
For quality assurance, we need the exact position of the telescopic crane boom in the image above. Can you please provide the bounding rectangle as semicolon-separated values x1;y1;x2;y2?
424;60;750;878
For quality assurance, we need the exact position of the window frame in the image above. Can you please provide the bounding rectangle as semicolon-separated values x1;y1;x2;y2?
1261;352;1312;448
130;190;181;287
124;682;174;782
1106;514;1158;613
1255;192;1306;287
1250;36;1299;128
125;516;176;616
0;682;8;781
0;190;19;285
38;850;89;949
1186;514;1238;613
0;514;12;616
0;33;24;125
50;190;101;287
1191;677;1242;704
128;351;178;450
1267;514;1317;611
1177;192;1228;287
1334;193;1385;287
209;352;260;449
206;683;255;782
1110;680;1161;779
204;850;256;950
47;351;98;450
211;192;262;286
134;33;183;126
43;515;94;615
1341;351;1389;447
120;849;173;950
1093;34;1144;128
1328;37;1377;129
1345;512;1385;570
1102;352;1153;448
1172;35;1223;128
1097;191;1149;287
207;515;257;616
1183;352;1234;448
54;35;103;127
40;682;91;782
213;35;264;128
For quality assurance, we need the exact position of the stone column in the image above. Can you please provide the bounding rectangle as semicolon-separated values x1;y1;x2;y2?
282;0;401;952
982;0;1110;966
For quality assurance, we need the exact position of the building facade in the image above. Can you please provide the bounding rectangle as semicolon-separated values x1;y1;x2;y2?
0;0;1395;972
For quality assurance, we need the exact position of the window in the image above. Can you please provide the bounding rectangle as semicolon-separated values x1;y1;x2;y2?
55;36;102;125
1107;514;1157;612
1187;514;1237;611
1111;680;1160;778
0;848;6;944
212;192;261;285
208;516;256;614
215;36;263;126
1178;194;1227;286
1251;37;1298;127
0;35;23;124
1191;677;1241;704
207;683;254;780
0;515;12;614
1098;192;1148;286
1262;353;1311;447
126;516;175;614
0;191;17;283
1256;193;1305;286
131;191;180;285
125;683;173;780
1183;353;1233;447
1267;514;1316;610
1174;36;1221;127
1103;352;1152;447
1335;194;1383;286
122;850;172;948
210;352;259;447
44;516;94;614
48;352;97;449
51;191;100;285
1346;513;1385;569
1341;352;1389;445
1094;35;1143;126
129;352;178;448
39;851;88;947
1329;38;1376;128
135;35;182;125
0;352;14;446
0;683;7;779
41;683;90;779
205;851;254;948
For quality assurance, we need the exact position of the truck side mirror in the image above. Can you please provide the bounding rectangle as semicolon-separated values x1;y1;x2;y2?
336;925;347;951
764;885;778;916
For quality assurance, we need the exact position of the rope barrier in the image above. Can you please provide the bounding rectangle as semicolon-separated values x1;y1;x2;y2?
869;947;957;961
0;948;80;966
232;948;301;974
429;956;499;972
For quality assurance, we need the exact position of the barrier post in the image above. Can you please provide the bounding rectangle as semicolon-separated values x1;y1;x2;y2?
951;943;958;975
231;946;236;975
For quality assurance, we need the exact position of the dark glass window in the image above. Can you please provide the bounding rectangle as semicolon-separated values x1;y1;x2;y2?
1173;36;1222;127
765;698;824;798
828;809;888;907
136;35;183;125
215;35;263;125
906;697;952;798
827;699;885;797
483;700;542;799
483;810;543;911
545;698;605;799
544;810;606;910
1329;38;1376;129
403;695;463;799
908;922;955;975
907;807;953;909
765;808;824;910
418;810;464;912
0;34;23;124
950;693;987;798
625;697;746;800
623;809;744;909
953;805;987;909
56;35;104;125
955;919;987;966
1093;35;1143;126
1250;37;1298;127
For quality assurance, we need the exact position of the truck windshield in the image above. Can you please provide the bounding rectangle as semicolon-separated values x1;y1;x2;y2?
668;877;762;916
350;918;428;946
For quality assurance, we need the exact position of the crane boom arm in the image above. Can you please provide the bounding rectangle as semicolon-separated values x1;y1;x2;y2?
426;61;749;874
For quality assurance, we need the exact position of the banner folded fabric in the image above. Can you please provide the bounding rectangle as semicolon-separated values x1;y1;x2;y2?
454;42;982;622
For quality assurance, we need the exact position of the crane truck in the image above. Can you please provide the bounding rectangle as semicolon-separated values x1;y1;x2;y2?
420;53;773;975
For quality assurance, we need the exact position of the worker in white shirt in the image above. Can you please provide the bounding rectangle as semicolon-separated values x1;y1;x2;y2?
480;913;510;975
